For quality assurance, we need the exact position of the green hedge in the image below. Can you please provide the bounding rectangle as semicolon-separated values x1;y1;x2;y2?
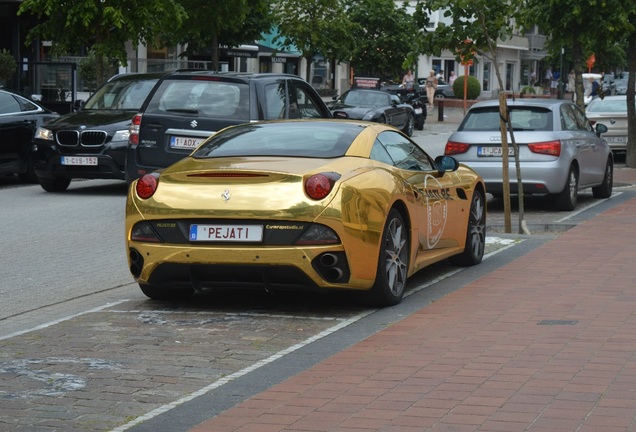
452;75;481;100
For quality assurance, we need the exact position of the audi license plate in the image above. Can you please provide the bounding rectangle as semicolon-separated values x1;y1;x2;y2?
170;136;206;150
189;224;263;242
61;156;98;166
477;146;515;157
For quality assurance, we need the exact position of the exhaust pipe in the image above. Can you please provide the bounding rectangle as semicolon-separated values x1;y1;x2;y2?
320;253;338;267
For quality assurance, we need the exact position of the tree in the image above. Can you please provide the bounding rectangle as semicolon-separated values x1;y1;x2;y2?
412;0;529;234
167;0;274;71
521;0;636;167
0;49;17;87
274;0;356;82
347;0;418;81
18;0;186;86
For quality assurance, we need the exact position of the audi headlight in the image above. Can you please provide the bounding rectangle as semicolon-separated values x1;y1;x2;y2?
35;127;53;141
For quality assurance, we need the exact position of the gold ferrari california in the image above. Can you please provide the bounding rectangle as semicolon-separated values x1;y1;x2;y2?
125;120;486;306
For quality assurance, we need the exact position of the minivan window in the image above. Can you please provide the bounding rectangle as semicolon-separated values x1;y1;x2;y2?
146;80;250;120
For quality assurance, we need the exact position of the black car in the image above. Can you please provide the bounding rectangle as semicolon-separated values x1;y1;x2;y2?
417;78;455;99
329;89;415;136
0;89;58;182
125;70;333;184
32;72;164;192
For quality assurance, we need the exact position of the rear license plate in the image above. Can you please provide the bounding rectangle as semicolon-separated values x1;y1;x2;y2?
605;136;627;144
61;156;98;166
477;146;515;157
170;136;206;150
414;108;423;114
189;224;263;242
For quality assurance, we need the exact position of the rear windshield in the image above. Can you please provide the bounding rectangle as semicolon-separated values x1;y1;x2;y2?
587;99;631;113
83;77;158;110
145;79;250;120
460;107;552;131
192;122;364;158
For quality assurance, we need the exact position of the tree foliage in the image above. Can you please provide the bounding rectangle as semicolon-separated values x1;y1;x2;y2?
520;0;636;166
347;0;418;81
274;0;356;82
0;49;17;86
18;0;187;85
166;0;274;70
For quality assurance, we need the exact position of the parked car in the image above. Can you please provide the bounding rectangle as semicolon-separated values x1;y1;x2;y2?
587;95;633;153
125;71;332;184
613;74;635;95
417;78;455;99
329;89;415;136
126;120;486;306
32;73;164;192
0;89;58;182
444;99;613;211
383;87;427;130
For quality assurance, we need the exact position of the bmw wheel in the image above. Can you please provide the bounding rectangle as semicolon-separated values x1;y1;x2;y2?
139;284;194;301
450;190;486;266
402;113;415;137
369;209;409;307
554;165;578;211
592;157;613;198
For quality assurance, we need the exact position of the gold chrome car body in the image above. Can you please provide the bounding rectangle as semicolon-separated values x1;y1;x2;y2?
125;120;485;305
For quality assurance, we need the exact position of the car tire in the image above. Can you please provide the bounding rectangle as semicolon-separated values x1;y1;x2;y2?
402;113;414;137
378;114;387;124
139;284;194;301
435;93;446;99
449;190;486;266
553;164;578;211
17;156;38;183
592;157;613;199
415;116;424;130
38;177;71;192
369;208;409;307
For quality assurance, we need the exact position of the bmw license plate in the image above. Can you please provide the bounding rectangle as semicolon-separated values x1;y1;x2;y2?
170;136;206;150
61;156;98;166
477;146;514;157
189;224;263;242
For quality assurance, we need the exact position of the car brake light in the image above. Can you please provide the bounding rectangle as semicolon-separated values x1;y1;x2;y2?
129;114;142;146
528;140;561;156
305;172;341;200
136;172;159;199
444;141;470;155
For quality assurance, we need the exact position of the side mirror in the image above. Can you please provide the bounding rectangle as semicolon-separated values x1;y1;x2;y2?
595;123;608;135
73;100;85;111
434;155;459;173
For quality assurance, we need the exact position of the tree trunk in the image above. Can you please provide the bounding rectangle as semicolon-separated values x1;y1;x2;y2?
626;30;636;168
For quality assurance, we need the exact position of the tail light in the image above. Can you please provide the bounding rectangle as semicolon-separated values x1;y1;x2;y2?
529;140;561;156
305;172;341;200
136;172;160;199
444;141;470;155
129;114;142;146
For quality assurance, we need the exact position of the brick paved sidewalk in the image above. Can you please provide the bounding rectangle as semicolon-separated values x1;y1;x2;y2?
190;193;636;432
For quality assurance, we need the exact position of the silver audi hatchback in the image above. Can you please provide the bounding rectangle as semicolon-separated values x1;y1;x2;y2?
444;99;613;211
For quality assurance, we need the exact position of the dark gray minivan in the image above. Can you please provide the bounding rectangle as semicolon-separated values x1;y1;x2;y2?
125;70;333;184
